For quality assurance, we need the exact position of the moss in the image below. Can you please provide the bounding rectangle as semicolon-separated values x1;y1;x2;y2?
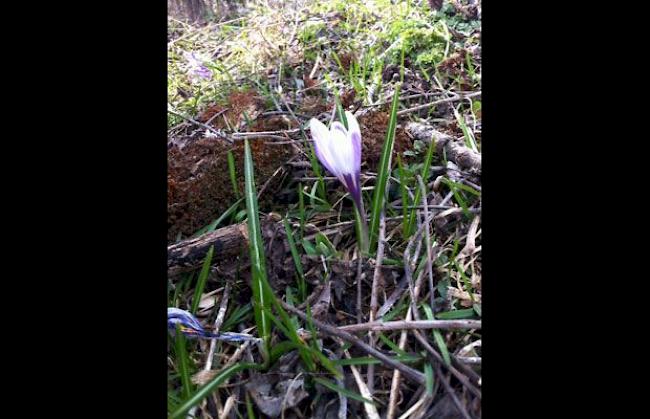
385;18;450;66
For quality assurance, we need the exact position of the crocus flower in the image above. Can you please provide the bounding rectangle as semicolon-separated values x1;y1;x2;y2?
183;51;213;81
168;307;259;342
309;112;368;250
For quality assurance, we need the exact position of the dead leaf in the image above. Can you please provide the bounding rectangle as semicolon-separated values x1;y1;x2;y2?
246;374;309;418
447;287;481;307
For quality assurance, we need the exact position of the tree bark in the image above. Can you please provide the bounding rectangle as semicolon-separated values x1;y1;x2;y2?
405;122;481;172
168;222;248;276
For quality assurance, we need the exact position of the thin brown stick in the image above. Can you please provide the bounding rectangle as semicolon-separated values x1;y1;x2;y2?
218;394;237;419
205;283;231;370
387;333;406;419
387;303;418;419
396;91;481;116
167;108;233;143
344;350;381;419
338;319;481;333
280;301;426;385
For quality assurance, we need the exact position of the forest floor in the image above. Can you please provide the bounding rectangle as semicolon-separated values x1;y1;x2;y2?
168;1;481;418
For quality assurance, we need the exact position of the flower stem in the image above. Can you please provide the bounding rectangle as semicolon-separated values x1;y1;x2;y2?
355;199;370;255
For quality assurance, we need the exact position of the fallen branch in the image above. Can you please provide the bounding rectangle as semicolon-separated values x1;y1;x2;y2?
168;222;249;276
405;122;481;172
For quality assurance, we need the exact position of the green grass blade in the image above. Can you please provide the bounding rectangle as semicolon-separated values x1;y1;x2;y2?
422;304;451;366
283;217;306;301
396;154;410;238
169;362;261;419
377;333;408;356
313;377;375;405
369;83;401;252
192;198;243;237
221;303;252;331
307;142;328;203
334;354;421;366
452;259;475;304
335;94;348;129
424;363;434;395
436;308;477;320
227;150;240;199
298;182;305;239
454;108;478;152
244;138;272;360
191;245;214;314
441;178;471;217
174;324;193;400
270;340;302;363
245;391;257;419
406;136;436;236
261;306;316;372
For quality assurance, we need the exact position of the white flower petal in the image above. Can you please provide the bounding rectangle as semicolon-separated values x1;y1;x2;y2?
310;118;337;175
344;111;362;174
328;124;355;176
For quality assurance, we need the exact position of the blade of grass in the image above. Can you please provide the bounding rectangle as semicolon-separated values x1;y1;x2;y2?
298;182;305;239
283;218;306;301
369;83;401;252
441;178;471;217
396;154;410;238
422;304;451;366
302;304;343;377
169;362;262;419
424;363;434;395
172;273;192;307
262;308;314;372
406;136;436;236
335;93;348;129
191;245;214;314
270;340;303;363
333;354;421;366
452;260;476;304
454;108;478;153
313;377;375;405
261;305;341;377
437;308;477;319
244;138;272;362
245;390;257;419
174;324;193;400
221;303;252;331
307;142;327;203
227;150;240;200
192;198;243;237
377;333;408;356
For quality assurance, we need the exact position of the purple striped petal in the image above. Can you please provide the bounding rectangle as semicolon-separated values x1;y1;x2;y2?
342;173;362;214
